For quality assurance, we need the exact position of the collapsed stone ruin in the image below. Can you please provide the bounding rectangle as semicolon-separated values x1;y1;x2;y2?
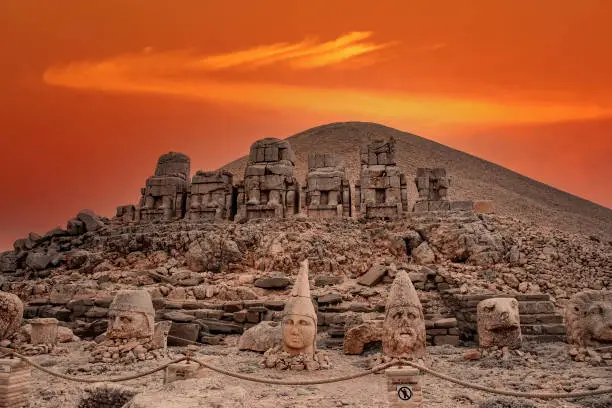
112;136;480;225
235;138;300;220
301;153;351;218
354;138;409;218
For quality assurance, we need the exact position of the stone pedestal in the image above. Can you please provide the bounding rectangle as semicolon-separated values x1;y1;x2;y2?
0;358;31;408
164;362;200;384
30;318;58;345
385;367;423;407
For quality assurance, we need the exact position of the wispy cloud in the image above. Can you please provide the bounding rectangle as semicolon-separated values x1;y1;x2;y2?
43;32;612;126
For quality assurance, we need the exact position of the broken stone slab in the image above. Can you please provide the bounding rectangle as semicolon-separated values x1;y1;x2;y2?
434;317;457;328
317;294;343;305
167;323;200;346
196;319;243;334
314;275;344;287
357;264;387;286
163;311;195;323
253;276;291;289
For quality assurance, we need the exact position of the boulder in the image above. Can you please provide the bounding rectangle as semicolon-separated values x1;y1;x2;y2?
0;291;23;340
412;242;435;264
357;264;387;286
77;209;105;232
25;251;52;271
344;320;383;354
237;321;282;352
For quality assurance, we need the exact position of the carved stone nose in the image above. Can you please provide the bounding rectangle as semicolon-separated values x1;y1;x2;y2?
501;312;509;320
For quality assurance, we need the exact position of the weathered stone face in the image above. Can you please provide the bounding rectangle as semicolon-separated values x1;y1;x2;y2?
0;291;23;340
280;260;317;356
565;290;612;347
106;290;155;340
477;298;522;349
282;315;316;356
382;271;427;358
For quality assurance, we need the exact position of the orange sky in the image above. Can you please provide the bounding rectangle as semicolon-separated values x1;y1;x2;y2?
1;0;611;250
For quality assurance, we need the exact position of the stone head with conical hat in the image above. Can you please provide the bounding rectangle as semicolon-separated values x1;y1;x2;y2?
282;260;317;356
107;290;155;340
382;271;427;358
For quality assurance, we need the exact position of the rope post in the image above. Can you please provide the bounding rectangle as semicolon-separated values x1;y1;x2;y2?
385;366;423;407
0;357;31;408
164;360;200;385
30;318;59;345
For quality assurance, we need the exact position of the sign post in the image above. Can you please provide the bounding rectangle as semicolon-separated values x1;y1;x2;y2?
385;367;422;407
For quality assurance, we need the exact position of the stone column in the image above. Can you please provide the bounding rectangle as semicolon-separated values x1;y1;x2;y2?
30;318;58;345
385;367;423;407
164;361;200;384
0;358;31;407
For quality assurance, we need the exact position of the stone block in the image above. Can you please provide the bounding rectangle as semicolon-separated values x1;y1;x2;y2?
357;265;387;286
412;201;429;212
197;319;243;334
428;200;450;211
317;294;343;305
433;335;460;346
167;323;200;346
434;318;457;328
254;276;291;289
519;301;554;315
164;362;200;384
450;201;473;211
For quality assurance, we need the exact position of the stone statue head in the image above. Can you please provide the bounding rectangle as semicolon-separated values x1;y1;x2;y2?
382;271;427;358
282;260;317;356
565;290;612;347
477;297;522;349
107;290;155;340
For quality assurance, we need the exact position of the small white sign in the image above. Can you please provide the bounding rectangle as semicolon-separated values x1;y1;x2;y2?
396;384;413;401
0;365;11;373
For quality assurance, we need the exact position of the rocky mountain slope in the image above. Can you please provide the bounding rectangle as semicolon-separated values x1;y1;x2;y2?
222;122;612;240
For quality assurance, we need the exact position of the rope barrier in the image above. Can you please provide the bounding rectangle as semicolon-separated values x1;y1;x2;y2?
2;346;611;399
190;357;398;386
0;347;186;384
400;360;612;400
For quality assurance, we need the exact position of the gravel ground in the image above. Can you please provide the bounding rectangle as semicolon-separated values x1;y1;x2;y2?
23;340;611;408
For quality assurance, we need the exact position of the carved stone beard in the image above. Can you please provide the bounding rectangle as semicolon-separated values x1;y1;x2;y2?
382;306;426;358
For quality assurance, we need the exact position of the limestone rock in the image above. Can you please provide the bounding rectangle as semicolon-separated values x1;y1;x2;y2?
25;251;52;270
357;264;387;286
0;291;23;340
477;298;522;349
77;209;105;232
254;276;291;289
344;320;383;354
238;321;282;352
412;242;435;264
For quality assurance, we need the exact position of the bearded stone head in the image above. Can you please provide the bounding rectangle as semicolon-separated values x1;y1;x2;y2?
107;290;155;340
382;271;427;358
